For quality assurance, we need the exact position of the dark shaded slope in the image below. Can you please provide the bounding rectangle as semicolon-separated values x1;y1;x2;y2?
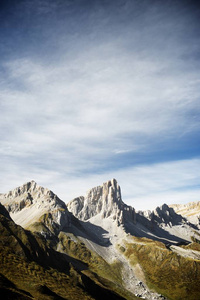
0;203;12;219
0;273;33;300
0;203;131;300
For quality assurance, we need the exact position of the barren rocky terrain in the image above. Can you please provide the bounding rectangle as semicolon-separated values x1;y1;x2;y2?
1;179;200;300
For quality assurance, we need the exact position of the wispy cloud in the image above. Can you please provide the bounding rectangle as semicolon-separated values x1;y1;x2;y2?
0;0;199;209
0;157;199;211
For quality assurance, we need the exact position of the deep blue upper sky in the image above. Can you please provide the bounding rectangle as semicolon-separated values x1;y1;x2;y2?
0;0;200;209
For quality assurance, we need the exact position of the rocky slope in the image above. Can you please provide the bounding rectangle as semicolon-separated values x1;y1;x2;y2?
0;202;131;300
66;179;200;299
136;203;200;248
67;179;198;245
170;201;200;228
137;203;185;226
0;180;71;235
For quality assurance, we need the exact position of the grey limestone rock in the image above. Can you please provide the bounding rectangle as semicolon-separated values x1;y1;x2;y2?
138;203;185;226
67;178;136;226
0;180;71;234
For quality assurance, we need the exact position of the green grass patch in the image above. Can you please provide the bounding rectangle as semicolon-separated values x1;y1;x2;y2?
0;213;131;300
58;231;136;300
123;241;200;300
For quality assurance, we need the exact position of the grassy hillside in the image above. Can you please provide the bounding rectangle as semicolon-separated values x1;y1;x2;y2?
57;231;136;300
119;237;200;300
0;206;135;300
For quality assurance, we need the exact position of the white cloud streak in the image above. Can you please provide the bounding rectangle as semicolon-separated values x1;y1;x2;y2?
0;0;199;210
0;157;199;211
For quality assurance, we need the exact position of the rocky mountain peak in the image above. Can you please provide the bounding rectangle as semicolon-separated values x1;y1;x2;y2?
170;201;200;227
0;181;70;234
67;179;136;226
1;181;66;213
138;203;185;227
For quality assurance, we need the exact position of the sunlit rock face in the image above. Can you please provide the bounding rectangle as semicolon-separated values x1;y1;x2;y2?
170;202;200;228
67;178;136;226
0;181;71;232
0;180;66;211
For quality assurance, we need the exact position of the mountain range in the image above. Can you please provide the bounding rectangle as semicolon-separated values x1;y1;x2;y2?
0;179;200;300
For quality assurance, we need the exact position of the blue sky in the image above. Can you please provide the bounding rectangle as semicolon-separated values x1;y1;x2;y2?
0;0;200;210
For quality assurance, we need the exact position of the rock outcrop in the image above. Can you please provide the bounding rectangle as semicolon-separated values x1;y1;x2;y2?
0;181;71;234
170;201;200;227
67;179;136;226
138;203;185;227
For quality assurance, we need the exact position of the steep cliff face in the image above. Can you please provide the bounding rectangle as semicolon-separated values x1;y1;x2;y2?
0;181;70;234
67;179;136;226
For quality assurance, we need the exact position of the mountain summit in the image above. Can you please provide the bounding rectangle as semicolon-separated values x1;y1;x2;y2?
0;180;70;235
170;201;200;227
67;178;136;226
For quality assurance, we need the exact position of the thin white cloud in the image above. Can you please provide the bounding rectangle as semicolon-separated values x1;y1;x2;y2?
1;49;199;182
52;158;200;210
0;0;199;211
0;158;199;211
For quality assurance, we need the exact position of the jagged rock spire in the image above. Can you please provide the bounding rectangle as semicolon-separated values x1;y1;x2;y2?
67;179;136;226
